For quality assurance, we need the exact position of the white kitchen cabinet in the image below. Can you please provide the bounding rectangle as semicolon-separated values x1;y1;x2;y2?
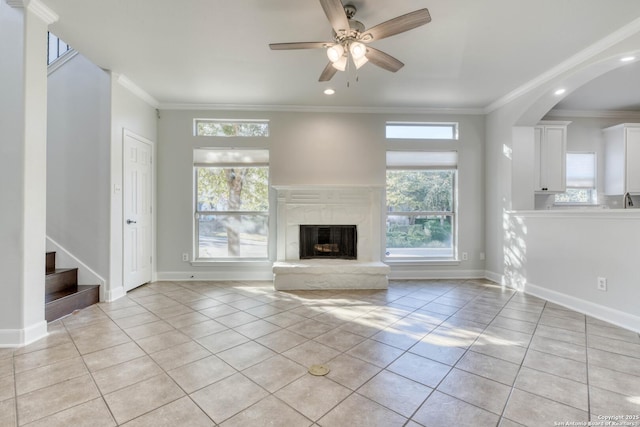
534;122;569;193
603;123;640;195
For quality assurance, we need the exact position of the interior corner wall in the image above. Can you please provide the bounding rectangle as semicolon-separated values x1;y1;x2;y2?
108;77;157;300
0;0;27;333
47;53;111;280
156;109;485;280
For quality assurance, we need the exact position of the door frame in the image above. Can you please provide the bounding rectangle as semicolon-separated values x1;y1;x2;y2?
122;129;155;291
108;128;156;301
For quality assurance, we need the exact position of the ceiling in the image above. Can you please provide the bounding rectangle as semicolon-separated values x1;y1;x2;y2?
42;0;640;111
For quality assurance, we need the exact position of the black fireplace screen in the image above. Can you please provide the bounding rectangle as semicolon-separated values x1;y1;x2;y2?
299;225;357;260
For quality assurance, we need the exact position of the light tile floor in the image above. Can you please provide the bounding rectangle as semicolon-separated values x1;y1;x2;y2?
1;279;639;426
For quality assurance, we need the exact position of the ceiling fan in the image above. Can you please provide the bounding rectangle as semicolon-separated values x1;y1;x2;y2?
269;0;431;82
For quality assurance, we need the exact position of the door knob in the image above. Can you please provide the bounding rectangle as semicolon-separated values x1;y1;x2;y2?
126;219;137;224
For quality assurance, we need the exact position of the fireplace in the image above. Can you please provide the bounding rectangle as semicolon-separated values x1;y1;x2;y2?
299;225;357;260
272;185;389;290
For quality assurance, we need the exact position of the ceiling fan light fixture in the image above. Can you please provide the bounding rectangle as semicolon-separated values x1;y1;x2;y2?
327;44;345;63
332;55;347;71
353;54;368;69
349;41;366;60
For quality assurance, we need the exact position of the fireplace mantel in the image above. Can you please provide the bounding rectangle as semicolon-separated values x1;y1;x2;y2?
272;185;389;290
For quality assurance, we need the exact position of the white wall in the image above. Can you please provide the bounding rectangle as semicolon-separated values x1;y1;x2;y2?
510;210;640;332
47;53;111;279
0;0;28;335
156;110;485;280
0;0;50;346
108;77;157;300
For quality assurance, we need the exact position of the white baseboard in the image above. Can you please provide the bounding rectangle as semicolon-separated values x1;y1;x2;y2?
46;236;106;300
157;269;274;282
485;269;640;333
0;320;48;348
524;281;640;334
105;286;126;302
484;270;504;285
389;267;485;280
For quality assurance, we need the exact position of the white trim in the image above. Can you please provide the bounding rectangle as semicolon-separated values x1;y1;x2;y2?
157;268;274;282
485;16;640;113
116;74;159;108
546;109;640;120
105;286;126;302
46;236;106;300
47;49;78;76
485;270;640;333
0;321;48;348
484;270;504;285
524;281;640;334
389;268;484;280
122;129;156;293
26;0;58;24
159;103;484;116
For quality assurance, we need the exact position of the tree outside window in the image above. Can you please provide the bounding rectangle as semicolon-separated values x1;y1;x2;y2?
386;169;455;259
195;163;269;259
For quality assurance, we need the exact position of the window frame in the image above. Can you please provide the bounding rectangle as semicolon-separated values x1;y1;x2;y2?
385;151;458;262
554;151;598;206
386;121;459;140
194;119;270;137
193;149;270;261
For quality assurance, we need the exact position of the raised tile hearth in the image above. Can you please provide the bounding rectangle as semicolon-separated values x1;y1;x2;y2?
273;186;389;290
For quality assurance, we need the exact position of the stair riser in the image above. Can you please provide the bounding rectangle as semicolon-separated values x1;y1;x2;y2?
45;285;100;322
46;269;78;294
46;252;56;274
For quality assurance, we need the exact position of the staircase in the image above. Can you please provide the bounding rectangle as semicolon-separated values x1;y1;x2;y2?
45;252;100;322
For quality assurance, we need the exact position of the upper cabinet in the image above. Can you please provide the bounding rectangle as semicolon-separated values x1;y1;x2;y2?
534;121;569;193
604;123;640;195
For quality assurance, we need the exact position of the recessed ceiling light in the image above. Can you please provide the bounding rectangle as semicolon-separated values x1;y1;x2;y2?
554;88;566;96
621;56;636;62
324;88;335;95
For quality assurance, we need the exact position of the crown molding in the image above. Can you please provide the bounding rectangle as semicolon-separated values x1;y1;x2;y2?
158;102;484;115
27;0;58;24
484;16;640;114
115;74;159;108
546;108;640;119
7;0;59;24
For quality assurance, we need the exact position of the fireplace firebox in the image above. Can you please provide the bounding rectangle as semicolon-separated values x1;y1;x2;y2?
299;225;357;260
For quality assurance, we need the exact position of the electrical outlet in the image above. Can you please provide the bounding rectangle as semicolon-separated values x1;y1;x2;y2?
597;277;607;291
479;252;485;260
462;252;468;261
182;253;189;262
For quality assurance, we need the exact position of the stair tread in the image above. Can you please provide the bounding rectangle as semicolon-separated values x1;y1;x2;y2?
46;284;100;304
46;267;77;276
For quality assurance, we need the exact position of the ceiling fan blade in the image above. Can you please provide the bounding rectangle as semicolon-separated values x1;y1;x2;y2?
319;0;350;35
361;9;431;42
269;42;332;50
319;62;338;81
365;47;404;72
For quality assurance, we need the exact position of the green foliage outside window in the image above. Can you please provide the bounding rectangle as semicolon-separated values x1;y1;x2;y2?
196;120;269;137
386;170;454;254
196;166;269;258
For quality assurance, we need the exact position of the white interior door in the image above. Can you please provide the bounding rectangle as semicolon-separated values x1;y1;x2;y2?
123;132;152;291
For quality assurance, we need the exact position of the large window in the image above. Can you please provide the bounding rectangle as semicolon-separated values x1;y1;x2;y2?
554;152;597;205
194;149;269;259
386;151;457;260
